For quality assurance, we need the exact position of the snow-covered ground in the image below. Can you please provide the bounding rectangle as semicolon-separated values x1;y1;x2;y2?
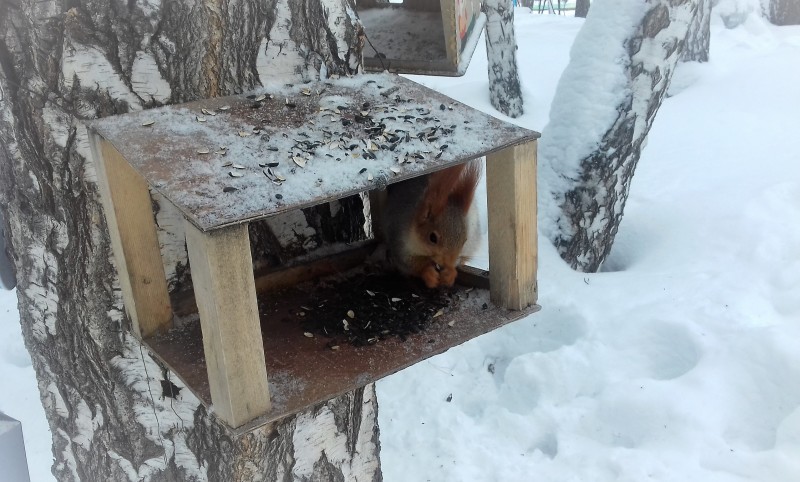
2;6;800;482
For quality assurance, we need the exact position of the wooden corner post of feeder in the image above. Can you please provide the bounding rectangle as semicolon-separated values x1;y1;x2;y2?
86;72;539;435
487;141;538;310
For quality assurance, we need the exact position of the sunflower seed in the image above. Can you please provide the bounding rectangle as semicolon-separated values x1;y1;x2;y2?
232;163;246;169
346;310;355;319
304;332;314;338
222;161;233;167
255;94;267;102
229;171;244;178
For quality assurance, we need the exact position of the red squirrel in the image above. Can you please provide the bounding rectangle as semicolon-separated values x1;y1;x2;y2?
383;161;482;288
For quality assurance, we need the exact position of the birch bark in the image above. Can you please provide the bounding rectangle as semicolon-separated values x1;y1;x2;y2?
0;0;381;480
483;0;524;118
575;0;591;18
682;0;711;62
768;0;800;25
541;0;698;272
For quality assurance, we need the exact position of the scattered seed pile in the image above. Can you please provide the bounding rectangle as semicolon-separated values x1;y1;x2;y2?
261;272;462;348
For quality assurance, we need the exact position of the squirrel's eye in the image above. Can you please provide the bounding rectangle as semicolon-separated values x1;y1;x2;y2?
429;232;438;244
434;263;443;272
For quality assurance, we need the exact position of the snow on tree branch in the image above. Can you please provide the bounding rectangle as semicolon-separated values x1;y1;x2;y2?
540;0;698;271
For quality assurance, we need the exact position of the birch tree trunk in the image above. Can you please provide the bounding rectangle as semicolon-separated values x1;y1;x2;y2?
0;0;382;480
682;0;711;62
540;0;697;272
768;0;800;25
483;0;524;118
575;0;591;18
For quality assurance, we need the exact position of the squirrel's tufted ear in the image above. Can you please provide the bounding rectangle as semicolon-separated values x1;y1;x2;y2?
414;161;482;227
449;161;481;213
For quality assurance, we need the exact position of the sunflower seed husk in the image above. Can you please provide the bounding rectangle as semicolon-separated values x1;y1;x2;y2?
197;148;210;154
293;156;306;168
196;116;206;122
238;131;251;137
219;105;231;111
229;171;244;178
141;120;155;126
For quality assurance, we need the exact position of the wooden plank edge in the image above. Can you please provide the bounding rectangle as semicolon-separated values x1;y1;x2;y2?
144;295;541;436
192;138;539;233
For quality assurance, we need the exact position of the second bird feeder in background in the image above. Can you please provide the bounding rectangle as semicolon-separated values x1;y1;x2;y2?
358;0;485;76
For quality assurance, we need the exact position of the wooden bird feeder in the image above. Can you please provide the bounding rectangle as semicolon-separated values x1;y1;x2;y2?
358;0;485;76
87;73;539;434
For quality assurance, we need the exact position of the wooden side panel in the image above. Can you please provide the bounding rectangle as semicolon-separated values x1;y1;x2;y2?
440;0;459;65
486;140;538;310
184;221;271;428
368;189;387;242
90;135;173;338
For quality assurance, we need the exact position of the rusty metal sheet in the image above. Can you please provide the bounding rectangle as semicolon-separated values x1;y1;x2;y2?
87;73;538;232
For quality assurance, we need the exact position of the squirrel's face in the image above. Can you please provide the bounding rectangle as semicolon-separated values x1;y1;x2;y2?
408;206;467;288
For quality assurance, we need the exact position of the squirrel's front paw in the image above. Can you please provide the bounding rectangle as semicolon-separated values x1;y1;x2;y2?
420;264;457;289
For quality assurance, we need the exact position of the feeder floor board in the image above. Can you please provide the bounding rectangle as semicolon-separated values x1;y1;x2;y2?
87;73;537;232
146;268;540;435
